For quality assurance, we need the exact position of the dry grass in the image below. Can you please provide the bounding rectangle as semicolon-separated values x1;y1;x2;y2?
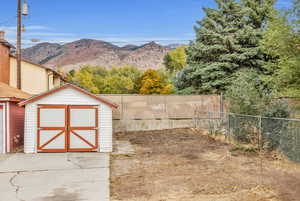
111;128;300;201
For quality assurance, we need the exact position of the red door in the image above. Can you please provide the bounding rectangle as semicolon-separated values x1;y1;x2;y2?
37;105;98;153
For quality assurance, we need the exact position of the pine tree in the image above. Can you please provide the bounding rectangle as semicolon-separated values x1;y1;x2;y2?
175;0;274;94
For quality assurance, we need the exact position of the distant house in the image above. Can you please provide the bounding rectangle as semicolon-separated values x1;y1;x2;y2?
0;31;64;95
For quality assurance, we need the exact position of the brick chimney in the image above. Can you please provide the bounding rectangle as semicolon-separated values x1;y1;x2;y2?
0;31;5;40
0;31;11;85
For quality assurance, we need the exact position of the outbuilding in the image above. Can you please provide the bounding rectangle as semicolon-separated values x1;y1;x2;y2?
19;84;118;153
0;82;31;154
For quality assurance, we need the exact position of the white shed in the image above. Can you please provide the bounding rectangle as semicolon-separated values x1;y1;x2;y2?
19;84;118;153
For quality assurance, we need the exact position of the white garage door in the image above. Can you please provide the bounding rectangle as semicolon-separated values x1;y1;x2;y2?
0;106;3;153
37;105;98;153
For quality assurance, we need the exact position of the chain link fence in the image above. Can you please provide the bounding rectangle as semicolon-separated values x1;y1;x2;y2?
195;111;300;163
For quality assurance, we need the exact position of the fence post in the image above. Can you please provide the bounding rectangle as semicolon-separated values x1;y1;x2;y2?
193;106;197;128
220;93;224;119
258;116;262;150
121;95;124;132
258;115;263;186
227;113;230;142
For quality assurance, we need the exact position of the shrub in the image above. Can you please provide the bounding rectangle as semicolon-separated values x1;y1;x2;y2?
261;100;290;150
225;69;272;115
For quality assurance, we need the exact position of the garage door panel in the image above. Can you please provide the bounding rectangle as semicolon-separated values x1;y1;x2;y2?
39;130;65;148
70;108;96;127
39;108;66;127
69;130;97;149
38;106;67;152
68;106;98;151
42;133;66;150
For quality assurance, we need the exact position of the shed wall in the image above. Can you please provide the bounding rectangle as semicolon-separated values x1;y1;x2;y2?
9;102;25;151
24;88;113;153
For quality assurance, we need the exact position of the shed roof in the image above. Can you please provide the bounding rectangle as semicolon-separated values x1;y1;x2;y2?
19;83;118;109
0;82;31;100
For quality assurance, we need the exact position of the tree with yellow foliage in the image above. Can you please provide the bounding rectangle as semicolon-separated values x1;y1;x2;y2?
163;46;187;74
139;69;173;94
73;70;100;93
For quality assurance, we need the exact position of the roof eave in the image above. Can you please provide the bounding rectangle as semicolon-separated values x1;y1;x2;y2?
0;97;24;103
0;40;15;49
19;84;119;109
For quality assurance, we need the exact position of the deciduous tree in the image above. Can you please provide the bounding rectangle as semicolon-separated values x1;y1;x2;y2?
164;46;187;74
139;69;173;94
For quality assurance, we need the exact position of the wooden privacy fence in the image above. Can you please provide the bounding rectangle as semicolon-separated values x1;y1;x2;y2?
97;94;224;132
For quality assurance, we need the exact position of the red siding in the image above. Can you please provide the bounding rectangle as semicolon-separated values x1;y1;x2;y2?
9;102;25;152
0;43;10;84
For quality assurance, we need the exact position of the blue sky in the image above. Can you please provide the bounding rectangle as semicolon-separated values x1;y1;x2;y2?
0;0;293;47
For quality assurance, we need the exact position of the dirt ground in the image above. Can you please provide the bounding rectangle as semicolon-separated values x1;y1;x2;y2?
111;128;300;201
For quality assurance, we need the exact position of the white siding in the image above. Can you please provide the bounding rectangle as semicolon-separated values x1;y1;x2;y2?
0;103;7;154
24;87;113;153
100;104;112;152
24;103;36;153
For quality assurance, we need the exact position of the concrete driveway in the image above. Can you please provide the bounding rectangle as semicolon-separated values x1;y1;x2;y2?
0;153;110;201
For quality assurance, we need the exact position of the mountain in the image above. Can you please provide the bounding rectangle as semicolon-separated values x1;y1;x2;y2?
166;44;184;50
22;39;174;72
120;44;139;51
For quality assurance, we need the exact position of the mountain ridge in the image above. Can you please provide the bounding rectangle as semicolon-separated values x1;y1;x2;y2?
22;39;183;71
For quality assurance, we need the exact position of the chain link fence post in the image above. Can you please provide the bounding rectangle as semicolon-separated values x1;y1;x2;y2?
258;115;263;186
226;113;230;142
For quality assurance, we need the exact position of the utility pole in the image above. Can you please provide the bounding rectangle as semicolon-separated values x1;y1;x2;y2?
16;0;28;90
17;0;22;89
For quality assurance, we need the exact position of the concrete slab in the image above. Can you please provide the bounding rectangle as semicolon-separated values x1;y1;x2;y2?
0;172;17;192
68;153;110;169
0;153;110;201
0;153;109;173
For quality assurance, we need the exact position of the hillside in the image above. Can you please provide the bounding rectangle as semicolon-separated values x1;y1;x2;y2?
22;39;177;71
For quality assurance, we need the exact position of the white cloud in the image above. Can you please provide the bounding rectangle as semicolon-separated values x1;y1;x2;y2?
1;25;192;47
0;25;49;32
26;25;49;30
25;32;76;37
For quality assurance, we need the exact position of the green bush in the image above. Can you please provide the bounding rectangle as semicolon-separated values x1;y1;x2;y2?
262;100;290;118
225;69;272;115
261;100;290;150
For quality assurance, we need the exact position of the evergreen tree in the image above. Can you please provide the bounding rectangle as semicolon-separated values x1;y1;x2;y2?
175;0;274;94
